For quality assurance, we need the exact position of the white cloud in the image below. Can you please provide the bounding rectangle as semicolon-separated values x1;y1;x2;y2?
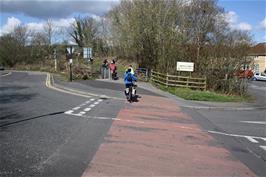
91;15;102;22
0;17;75;37
26;18;75;32
236;22;252;31
223;11;252;31
259;18;266;29
26;22;44;32
0;17;22;35
224;11;238;25
54;18;75;28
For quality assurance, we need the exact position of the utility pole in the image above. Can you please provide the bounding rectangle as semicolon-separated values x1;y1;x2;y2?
67;46;74;82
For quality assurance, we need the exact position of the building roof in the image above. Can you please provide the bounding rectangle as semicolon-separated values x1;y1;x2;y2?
249;43;266;56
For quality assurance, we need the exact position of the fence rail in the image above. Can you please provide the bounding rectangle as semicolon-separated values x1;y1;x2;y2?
151;70;206;90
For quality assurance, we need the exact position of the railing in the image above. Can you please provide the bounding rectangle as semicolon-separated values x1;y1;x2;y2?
151;70;206;90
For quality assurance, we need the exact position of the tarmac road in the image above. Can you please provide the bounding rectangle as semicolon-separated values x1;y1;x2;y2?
0;71;264;176
182;80;266;176
0;71;124;177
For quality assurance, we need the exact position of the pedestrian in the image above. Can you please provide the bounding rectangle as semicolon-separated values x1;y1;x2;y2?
101;59;109;79
109;59;118;80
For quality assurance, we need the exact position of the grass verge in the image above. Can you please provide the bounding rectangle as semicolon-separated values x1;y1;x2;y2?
156;84;252;102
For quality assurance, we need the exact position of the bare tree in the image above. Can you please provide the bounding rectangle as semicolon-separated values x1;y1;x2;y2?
43;19;54;45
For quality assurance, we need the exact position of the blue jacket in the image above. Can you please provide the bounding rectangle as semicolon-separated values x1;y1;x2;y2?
124;72;137;85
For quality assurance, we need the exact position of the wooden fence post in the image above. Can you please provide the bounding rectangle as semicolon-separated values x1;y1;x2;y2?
204;76;207;91
166;72;169;87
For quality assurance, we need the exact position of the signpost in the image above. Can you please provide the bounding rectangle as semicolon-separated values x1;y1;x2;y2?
53;49;57;72
67;46;75;82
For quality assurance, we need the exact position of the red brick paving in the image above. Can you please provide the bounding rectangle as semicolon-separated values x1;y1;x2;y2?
82;95;256;176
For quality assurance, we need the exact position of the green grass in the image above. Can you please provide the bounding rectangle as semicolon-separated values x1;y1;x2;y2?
156;84;251;102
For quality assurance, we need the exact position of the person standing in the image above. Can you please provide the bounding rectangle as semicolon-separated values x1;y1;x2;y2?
101;59;109;79
109;59;117;80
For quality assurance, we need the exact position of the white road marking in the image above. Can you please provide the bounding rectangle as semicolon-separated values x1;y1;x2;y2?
260;146;266;151
80;115;145;124
90;98;95;101
64;112;145;124
208;130;266;142
65;110;74;114
245;136;259;143
94;102;99;105
241;121;266;125
73;107;80;110
86;101;91;103
1;72;12;77
89;104;96;108
79;112;86;115
84;108;91;111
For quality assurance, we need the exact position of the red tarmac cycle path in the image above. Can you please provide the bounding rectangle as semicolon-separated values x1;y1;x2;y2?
82;95;256;176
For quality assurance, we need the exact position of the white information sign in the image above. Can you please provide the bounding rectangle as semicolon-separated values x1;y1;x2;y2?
83;47;92;59
176;62;194;72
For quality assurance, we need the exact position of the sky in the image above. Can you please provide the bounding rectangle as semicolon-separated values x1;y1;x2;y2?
0;0;265;44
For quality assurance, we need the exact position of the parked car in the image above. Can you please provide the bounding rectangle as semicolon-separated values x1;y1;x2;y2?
252;73;266;81
235;69;254;79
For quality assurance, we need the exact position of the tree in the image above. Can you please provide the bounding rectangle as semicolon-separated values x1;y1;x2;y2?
0;25;29;67
69;17;98;48
29;32;49;63
108;0;185;71
43;19;54;45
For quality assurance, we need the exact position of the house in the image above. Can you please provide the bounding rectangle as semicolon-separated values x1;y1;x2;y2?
249;43;266;74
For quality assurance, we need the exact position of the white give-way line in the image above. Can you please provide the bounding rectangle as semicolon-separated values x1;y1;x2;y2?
208;130;266;144
208;130;266;152
1;72;12;77
240;121;266;125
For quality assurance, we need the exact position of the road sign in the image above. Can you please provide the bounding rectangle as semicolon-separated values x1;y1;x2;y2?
83;47;92;59
177;62;194;72
53;49;57;59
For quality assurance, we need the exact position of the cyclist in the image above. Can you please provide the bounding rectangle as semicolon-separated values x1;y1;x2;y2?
124;68;137;98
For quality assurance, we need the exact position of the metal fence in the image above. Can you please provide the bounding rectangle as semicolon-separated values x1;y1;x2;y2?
151;70;206;90
136;68;149;81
